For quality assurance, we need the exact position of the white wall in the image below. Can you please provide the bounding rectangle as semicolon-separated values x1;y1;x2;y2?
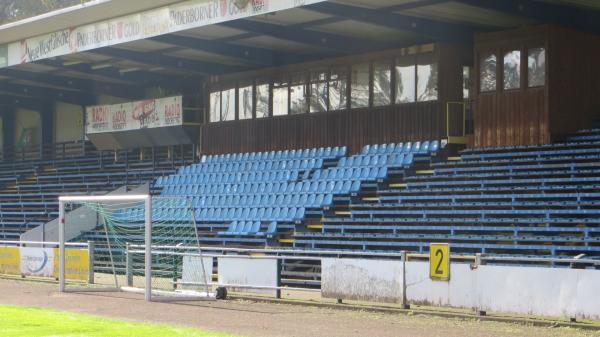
322;258;403;303
320;258;600;319
54;102;84;143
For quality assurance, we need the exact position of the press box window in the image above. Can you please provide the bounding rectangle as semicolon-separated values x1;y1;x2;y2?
221;88;236;121
290;73;308;115
310;70;328;113
329;67;348;111
395;57;415;104
209;91;221;122
351;63;370;109
503;50;521;90
238;84;253;120
480;53;497;92
272;79;289;116
416;56;438;102
372;61;391;107
255;82;270;118
528;48;546;88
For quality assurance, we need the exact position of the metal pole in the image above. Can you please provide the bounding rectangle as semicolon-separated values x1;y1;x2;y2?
126;242;133;287
58;201;66;292
401;251;409;309
144;196;152;301
87;241;95;284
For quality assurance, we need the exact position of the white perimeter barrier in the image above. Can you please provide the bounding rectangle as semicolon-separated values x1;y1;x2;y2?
217;257;280;296
321;258;600;319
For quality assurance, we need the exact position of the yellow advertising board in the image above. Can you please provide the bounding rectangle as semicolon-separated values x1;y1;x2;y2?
53;248;89;281
429;243;450;281
0;246;20;275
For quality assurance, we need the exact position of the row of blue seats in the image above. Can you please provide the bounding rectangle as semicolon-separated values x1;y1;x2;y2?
218;221;277;237
162;180;362;196
180;158;324;174
192;193;333;208
406;176;600;189
338;153;413;168
312;167;387;181
460;147;600;161
202;146;346;163
293;239;600;254
361;140;439;156
157;170;300;186
197;206;305;222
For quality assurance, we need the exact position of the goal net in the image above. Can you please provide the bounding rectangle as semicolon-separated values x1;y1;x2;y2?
58;194;214;301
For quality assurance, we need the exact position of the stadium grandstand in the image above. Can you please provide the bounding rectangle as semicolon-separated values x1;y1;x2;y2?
2;0;600;295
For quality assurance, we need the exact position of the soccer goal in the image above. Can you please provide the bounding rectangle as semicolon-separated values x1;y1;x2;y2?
58;194;215;302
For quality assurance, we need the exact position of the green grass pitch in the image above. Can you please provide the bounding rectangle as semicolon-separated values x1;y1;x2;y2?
0;305;239;337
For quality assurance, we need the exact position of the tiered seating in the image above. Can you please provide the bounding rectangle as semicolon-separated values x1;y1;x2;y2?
294;132;600;259
0;143;190;239
149;141;440;246
154;146;347;244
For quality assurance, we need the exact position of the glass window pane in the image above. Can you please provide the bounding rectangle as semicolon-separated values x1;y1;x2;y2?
463;66;471;99
256;82;270;118
209;91;220;122
273;80;288;116
310;70;328;113
503;50;521;90
290;73;307;115
329;67;347;111
238;84;253;120
351;63;369;108
417;62;438;102
373;61;391;106
480;53;497;92
221;88;235;121
528;48;546;87
395;61;415;104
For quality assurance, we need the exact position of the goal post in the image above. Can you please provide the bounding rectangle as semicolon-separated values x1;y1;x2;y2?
58;194;214;302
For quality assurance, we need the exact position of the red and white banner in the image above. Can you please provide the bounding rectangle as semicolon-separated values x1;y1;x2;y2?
6;0;326;66
86;96;182;134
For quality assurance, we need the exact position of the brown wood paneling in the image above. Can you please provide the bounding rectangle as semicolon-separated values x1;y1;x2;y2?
548;26;600;139
473;25;550;148
201;102;441;155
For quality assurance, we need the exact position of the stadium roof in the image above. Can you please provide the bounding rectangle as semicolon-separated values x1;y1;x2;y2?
1;0;600;107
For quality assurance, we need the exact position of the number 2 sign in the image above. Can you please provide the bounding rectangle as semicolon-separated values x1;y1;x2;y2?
429;243;450;281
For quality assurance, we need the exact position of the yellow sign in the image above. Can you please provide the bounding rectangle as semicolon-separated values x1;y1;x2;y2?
0;247;20;275
429;243;450;281
53;248;89;281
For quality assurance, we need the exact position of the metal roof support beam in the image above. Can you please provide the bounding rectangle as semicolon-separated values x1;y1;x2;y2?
150;34;283;66
36;59;201;91
0;95;43;111
305;2;472;43
455;0;600;34
0;82;93;106
89;47;248;75
0;68;144;100
220;19;391;54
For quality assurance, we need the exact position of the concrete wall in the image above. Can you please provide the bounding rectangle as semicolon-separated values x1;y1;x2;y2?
54;102;84;143
321;258;600;319
322;258;403;303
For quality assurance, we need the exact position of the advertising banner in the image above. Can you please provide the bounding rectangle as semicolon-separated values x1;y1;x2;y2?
53;248;90;281
0;246;90;280
5;0;326;67
86;96;182;134
20;247;55;278
0;246;20;275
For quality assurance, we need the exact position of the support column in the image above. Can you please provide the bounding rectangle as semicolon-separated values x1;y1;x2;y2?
40;101;54;159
